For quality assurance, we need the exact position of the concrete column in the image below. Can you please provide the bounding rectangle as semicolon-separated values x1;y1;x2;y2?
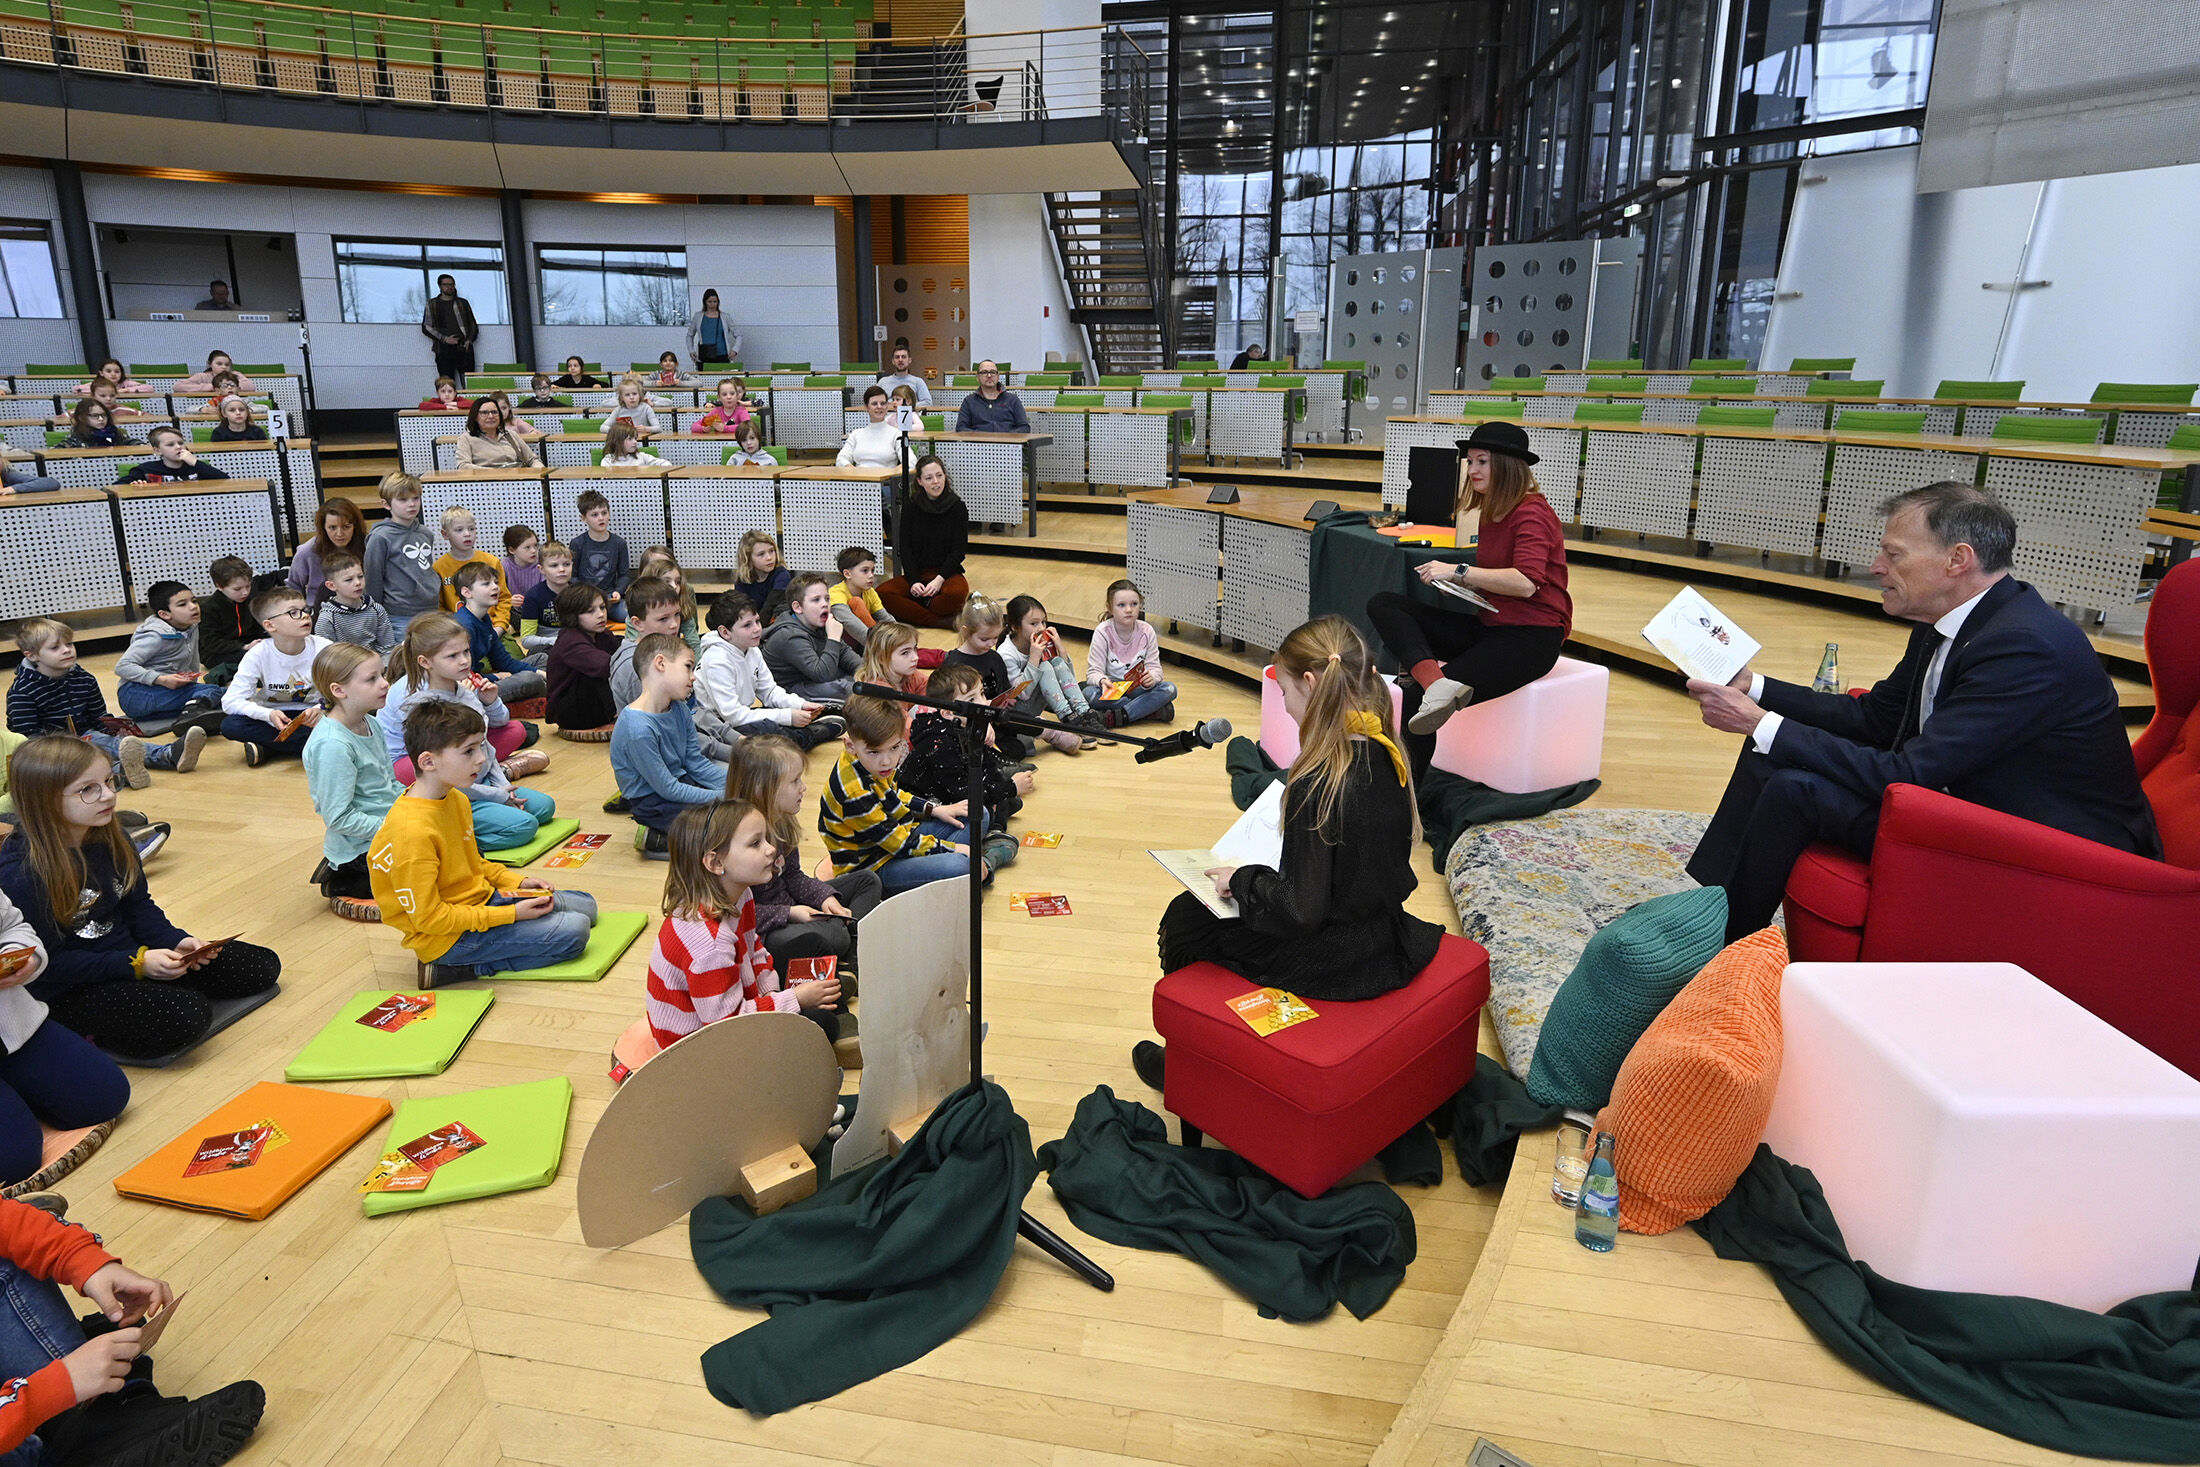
47;160;107;367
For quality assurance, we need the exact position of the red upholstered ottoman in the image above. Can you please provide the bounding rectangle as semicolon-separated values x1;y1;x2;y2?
1152;934;1491;1198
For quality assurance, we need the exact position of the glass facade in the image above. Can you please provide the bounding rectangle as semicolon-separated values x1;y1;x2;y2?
0;223;65;319
335;238;509;325
537;247;689;327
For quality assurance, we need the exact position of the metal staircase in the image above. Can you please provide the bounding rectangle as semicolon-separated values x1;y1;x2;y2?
1046;189;1166;374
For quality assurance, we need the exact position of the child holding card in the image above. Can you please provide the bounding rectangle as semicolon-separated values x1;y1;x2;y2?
646;798;842;1049
0;736;282;1064
304;643;403;916
723;735;880;981
0;890;127;1188
0;1197;265;1461
1132;618;1443;1092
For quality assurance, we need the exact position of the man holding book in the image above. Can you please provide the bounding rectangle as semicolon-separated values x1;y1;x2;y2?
1683;481;2160;941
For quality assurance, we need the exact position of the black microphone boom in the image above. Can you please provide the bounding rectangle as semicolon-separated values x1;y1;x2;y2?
1133;717;1233;763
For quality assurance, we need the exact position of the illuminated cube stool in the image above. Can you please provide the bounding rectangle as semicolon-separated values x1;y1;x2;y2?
1258;664;1403;766
1429;656;1606;793
1765;962;2200;1311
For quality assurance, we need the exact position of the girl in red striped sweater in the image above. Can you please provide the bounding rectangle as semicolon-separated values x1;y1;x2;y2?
644;799;843;1053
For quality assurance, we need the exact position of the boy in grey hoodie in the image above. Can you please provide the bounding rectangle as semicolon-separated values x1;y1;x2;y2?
761;572;860;702
363;473;443;640
314;552;397;652
114;580;225;728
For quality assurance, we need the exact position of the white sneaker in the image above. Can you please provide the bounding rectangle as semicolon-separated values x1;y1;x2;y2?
117;736;151;790
1407;677;1474;735
172;725;206;773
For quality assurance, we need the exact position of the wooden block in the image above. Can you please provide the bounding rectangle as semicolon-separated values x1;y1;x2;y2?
735;1145;816;1216
884;1112;931;1157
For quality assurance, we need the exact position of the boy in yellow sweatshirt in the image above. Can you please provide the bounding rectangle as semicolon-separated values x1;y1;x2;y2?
369;698;595;985
432;507;515;631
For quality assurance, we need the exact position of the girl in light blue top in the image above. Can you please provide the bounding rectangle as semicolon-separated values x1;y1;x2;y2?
302;643;404;903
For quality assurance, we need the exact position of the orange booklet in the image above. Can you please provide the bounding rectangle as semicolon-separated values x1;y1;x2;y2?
1226;987;1321;1037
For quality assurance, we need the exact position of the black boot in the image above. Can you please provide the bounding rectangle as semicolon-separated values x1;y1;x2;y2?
1131;1040;1166;1090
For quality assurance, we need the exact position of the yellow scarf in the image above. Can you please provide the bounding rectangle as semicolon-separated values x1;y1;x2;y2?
1345;710;1410;787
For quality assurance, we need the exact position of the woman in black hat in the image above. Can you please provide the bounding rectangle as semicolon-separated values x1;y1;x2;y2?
1366;419;1572;775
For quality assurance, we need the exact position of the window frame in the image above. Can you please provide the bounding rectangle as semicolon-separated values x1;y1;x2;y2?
331;235;510;326
0;219;66;320
533;243;691;328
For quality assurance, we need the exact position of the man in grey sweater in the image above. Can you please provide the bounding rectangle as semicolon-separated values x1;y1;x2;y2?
113;581;225;730
363;479;444;640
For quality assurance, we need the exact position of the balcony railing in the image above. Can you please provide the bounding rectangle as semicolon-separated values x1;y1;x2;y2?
0;0;1151;137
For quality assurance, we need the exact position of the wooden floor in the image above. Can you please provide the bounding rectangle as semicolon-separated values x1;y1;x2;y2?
46;541;2135;1465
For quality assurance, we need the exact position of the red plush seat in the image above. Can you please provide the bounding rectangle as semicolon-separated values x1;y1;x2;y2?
1152;934;1490;1197
1784;560;2200;1078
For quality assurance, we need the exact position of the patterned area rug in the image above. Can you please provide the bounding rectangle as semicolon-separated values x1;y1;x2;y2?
1447;808;1710;1079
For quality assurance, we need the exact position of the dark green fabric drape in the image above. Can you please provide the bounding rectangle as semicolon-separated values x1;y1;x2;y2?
1697;1147;2200;1463
689;1081;1036;1415
1037;1087;1415;1322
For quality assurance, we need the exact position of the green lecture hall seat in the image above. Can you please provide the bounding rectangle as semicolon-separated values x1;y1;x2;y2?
1694;406;1779;429
1456;401;1526;419
1176;360;1219;371
562;418;606;433
1024;373;1072;387
1837;410;1927;433
1587;375;1647;394
802;375;845;386
1572;402;1647;424
2093;382;2199;404
131;363;189;376
1689;375;1754;395
1098;375;1143;388
1178;375;1225;389
1789;357;1857;372
1053;393;1104;408
1808;378;1884;397
840;362;879;374
1934;379;2024;400
479;363;530;375
1689;358;1747;371
1490;376;1545;391
1990;414;2107;445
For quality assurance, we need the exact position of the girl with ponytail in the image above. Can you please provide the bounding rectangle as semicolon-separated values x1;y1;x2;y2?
1133;616;1445;1088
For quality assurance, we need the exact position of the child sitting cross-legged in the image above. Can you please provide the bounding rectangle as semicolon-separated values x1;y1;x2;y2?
726;733;881;981
696;593;845;755
8;620;203;789
433;508;512;632
112;578;225;732
821;694;1011;895
1004;593;1105;738
303;642;402;914
1085;578;1179;728
219;586;327;766
902;664;1032;842
197;554;265;683
611;633;723;860
0;881;127;1190
516;539;573;654
315;551;397;653
0;735;282;1063
545;583;618;738
452;560;547;704
381;615;554;850
645;802;848;1113
369;700;597;987
943;592;1072;759
827;545;898;650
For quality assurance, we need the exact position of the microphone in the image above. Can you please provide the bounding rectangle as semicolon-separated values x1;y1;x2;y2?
1133;717;1233;764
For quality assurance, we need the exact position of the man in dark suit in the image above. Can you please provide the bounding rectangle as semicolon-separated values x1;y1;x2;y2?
1685;481;2160;940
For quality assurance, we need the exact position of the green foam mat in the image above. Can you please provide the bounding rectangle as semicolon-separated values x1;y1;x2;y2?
284;990;497;1082
360;1077;573;1217
483;818;581;867
494;910;649;982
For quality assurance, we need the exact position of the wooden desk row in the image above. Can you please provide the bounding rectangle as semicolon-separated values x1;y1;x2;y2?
1;407;284;456
414;464;899;576
8;441;322;544
0;478;285;623
2;374;308;421
956;386;1306;467
1532;367;1849;395
395;399;782;474
1426;387;2200;447
1384;415;2200;612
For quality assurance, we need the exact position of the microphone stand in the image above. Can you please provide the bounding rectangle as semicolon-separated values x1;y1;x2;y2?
850;679;1187;1292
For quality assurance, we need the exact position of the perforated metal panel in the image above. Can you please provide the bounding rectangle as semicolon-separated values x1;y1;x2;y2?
1219;518;1310;652
0;498;123;618
773;387;848;450
1526;425;1586;519
1088;413;1176;490
549;474;672;553
1755;373;1816;396
1545;372;1588;392
287;444;321;514
1143;373;1181;389
399;413;466;474
2109;410;2200;448
929;439;1024;526
1207;392;1289;464
568;390;619;413
418;475;551;550
1641;397;1702;427
1823;445;1981;568
1772;400;1832;430
1329;246;1467;444
767;373;811;392
508;406;573;435
542;438;597;468
1126;501;1220;632
44;451;152;489
1457;240;1630;392
1644;373;1692;393
435;441;460;471
1839;402;1960;436
0;395;57;422
1028;409;1088;487
667;473;778;573
1579;431;1696;537
1971;407;2105;442
119;485;282;588
1985;456;2153;608
1017;388;1059;410
1696;437;1830;557
197;448;283;488
1522;395;1580;422
1;424;46;453
1380;418;1469;507
653;437;733;467
783;477;888;576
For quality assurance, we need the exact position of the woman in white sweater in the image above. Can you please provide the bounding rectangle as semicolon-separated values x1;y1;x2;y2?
836;384;916;472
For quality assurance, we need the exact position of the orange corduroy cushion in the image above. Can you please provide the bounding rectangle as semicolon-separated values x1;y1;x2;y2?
2141;724;2200;870
1595;926;1787;1234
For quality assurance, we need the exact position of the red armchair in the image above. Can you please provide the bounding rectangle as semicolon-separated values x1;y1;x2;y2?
1783;560;2200;1079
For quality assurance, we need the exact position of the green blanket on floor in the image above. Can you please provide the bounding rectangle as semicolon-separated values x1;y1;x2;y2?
1036;1086;1415;1323
1696;1147;2200;1463
689;1081;1037;1415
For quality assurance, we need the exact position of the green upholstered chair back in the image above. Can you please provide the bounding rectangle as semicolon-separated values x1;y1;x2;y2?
1690;376;1754;395
1573;402;1647;424
1178;375;1226;389
1809;378;1884;397
1990;414;2106;444
1456;401;1527;419
802;375;847;387
1587;375;1648;394
1490;376;1546;392
1837;410;1927;434
2093;382;2199;404
1098;375;1143;388
2166;424;2200;451
130;363;189;376
562;418;606;434
1787;357;1857;372
1693;406;1779;428
1934;379;2025;400
1689;358;1747;371
1052;393;1105;407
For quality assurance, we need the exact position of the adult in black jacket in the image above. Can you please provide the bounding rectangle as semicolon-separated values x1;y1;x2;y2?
878;456;971;628
1686;481;2161;941
420;273;479;381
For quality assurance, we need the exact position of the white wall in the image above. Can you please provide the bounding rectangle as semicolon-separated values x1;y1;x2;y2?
521;199;841;375
1762;146;2200;400
0;166;82;367
967;194;1084;372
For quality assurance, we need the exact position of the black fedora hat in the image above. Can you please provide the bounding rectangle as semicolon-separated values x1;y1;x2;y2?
1456;419;1539;465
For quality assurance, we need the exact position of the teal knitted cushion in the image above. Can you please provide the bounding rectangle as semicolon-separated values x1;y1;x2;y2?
1525;885;1728;1111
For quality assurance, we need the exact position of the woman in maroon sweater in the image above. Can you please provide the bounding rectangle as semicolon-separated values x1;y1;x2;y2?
1366;419;1572;777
